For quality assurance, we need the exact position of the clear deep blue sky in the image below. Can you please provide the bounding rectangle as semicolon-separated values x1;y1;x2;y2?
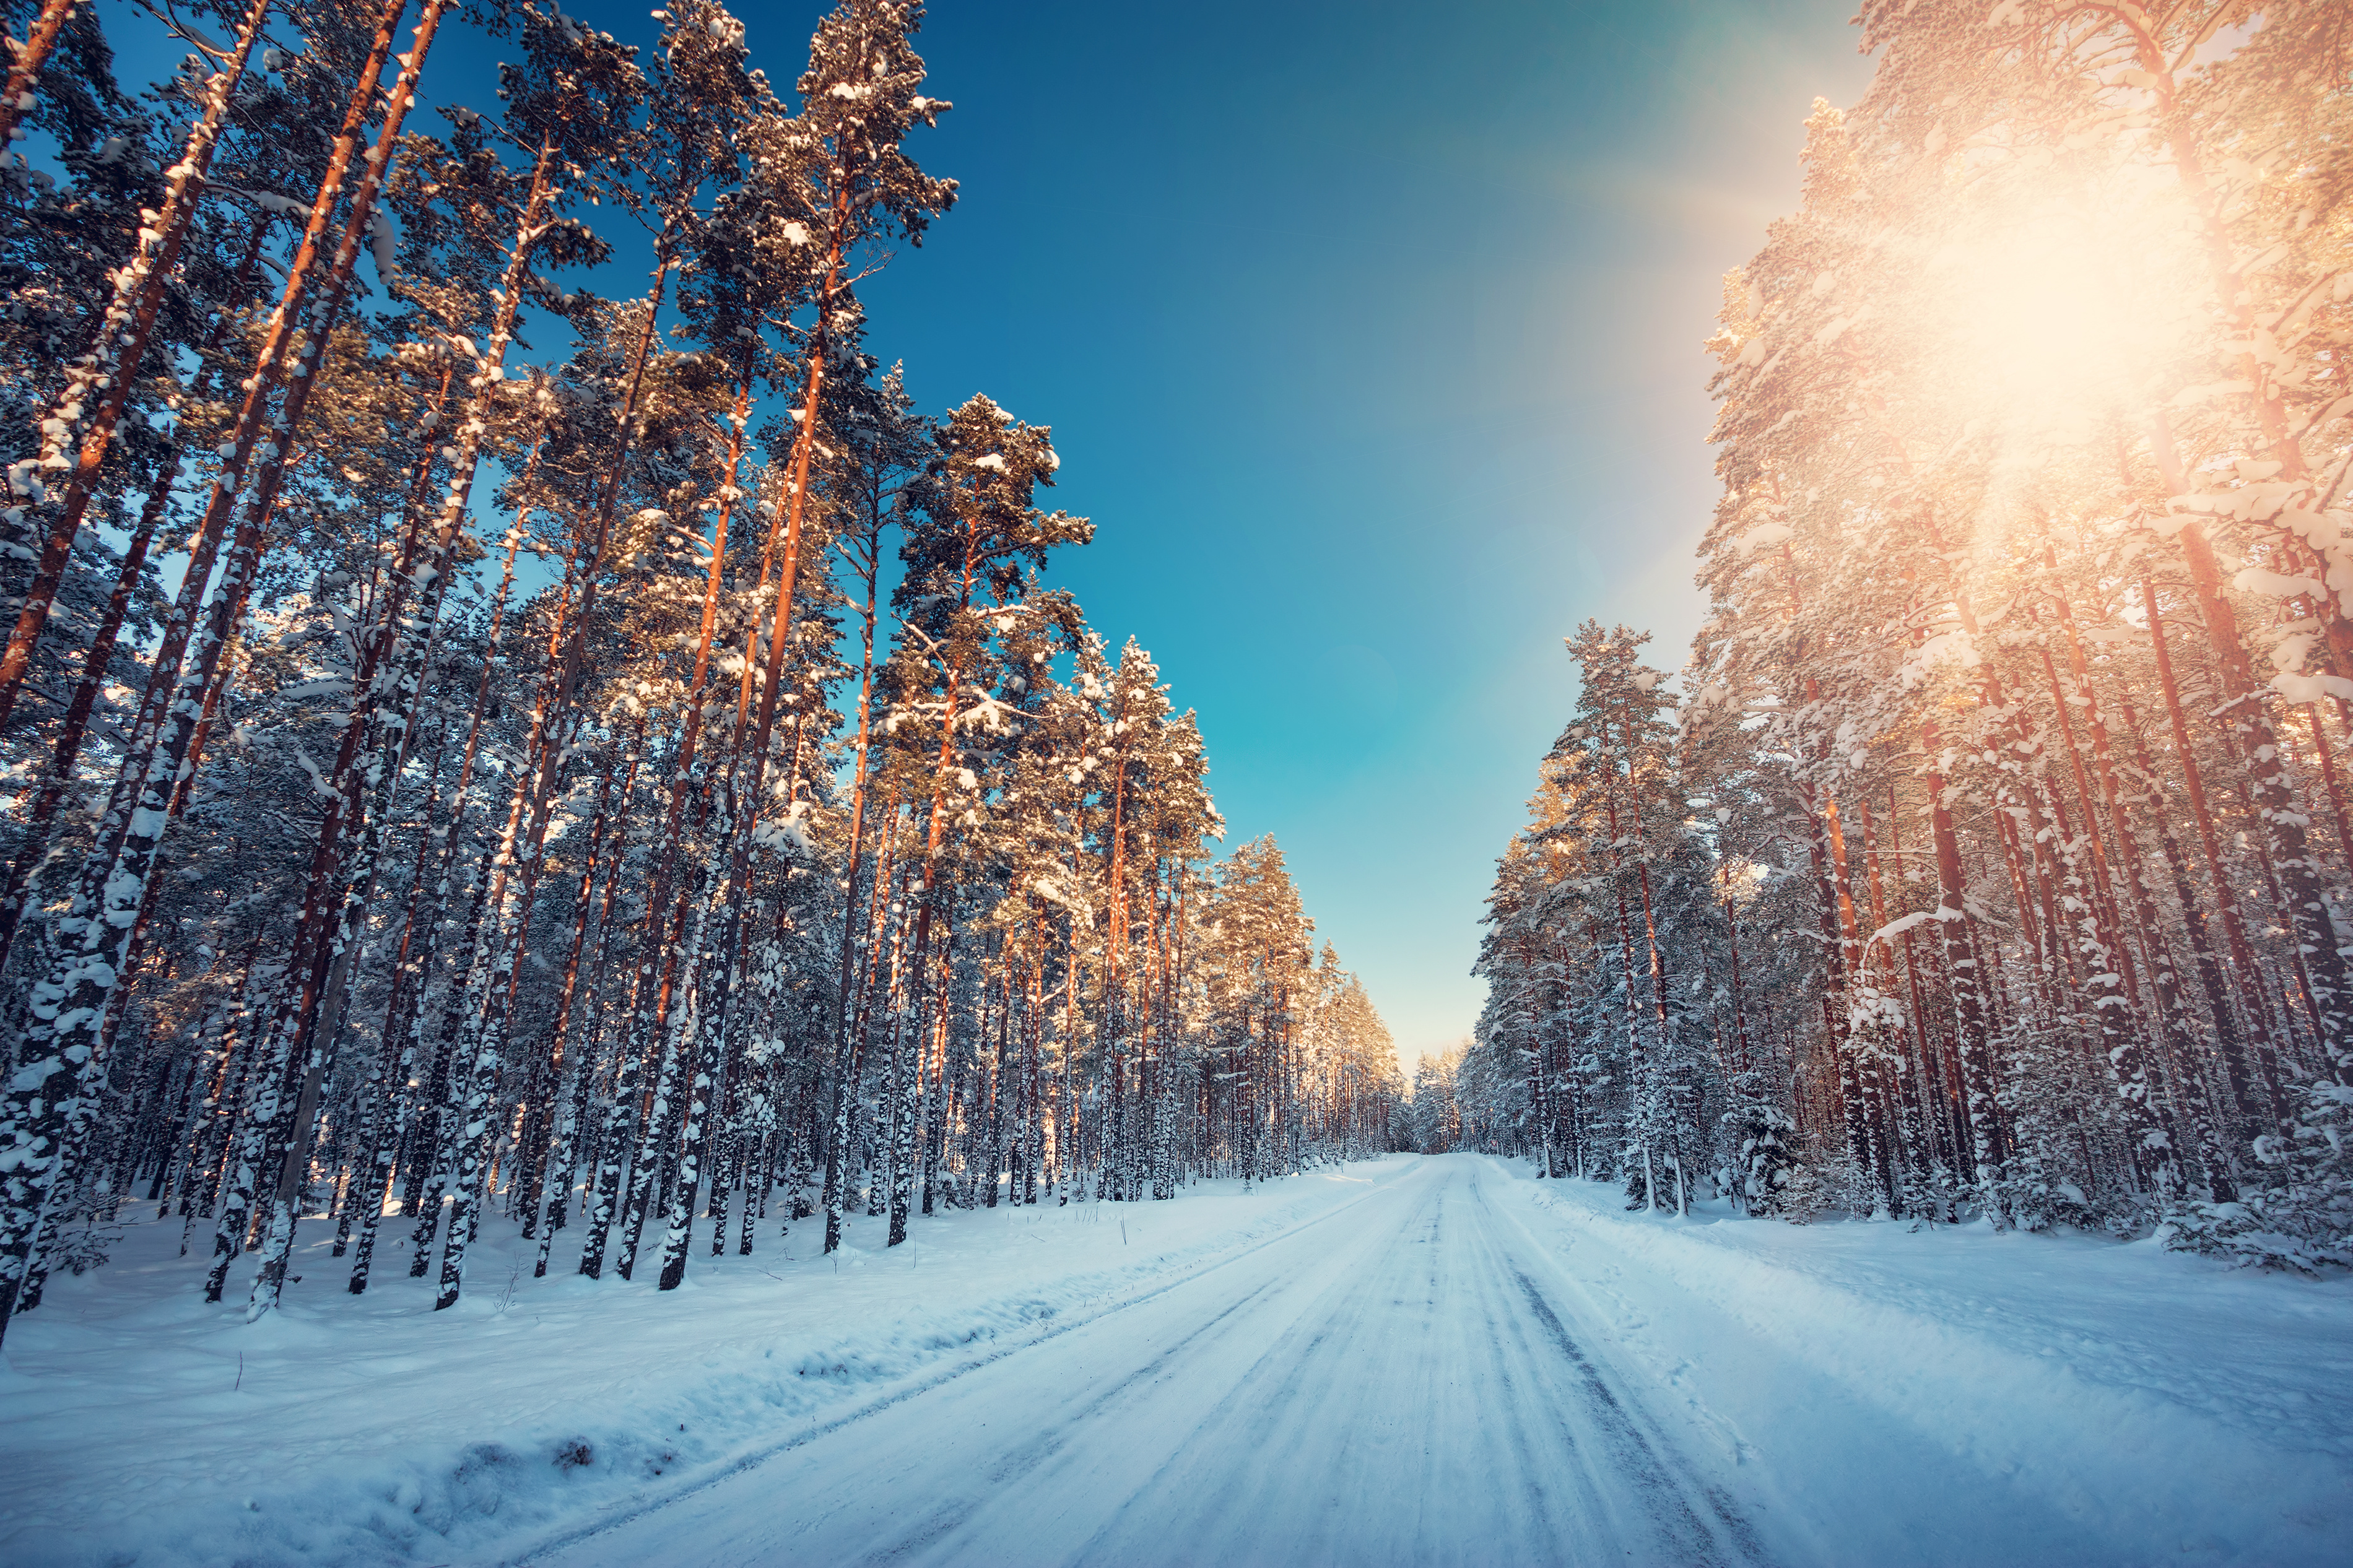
830;0;1876;1065
110;0;1876;1064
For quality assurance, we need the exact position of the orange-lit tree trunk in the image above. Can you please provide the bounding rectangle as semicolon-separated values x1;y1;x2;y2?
2141;573;2289;1126
2149;419;2351;1065
0;0;280;734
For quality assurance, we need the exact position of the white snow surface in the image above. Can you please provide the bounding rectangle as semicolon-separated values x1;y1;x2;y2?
0;1154;2346;1566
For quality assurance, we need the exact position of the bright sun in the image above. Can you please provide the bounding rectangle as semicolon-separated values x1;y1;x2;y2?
1928;175;2203;453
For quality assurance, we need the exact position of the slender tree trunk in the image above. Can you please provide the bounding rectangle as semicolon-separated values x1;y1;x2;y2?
0;457;172;969
0;0;276;732
0;0;83;146
2033;633;2175;1195
2148;430;2351;1061
2141;574;2281;1121
1920;714;2003;1205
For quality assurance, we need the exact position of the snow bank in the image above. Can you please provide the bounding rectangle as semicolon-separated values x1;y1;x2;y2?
0;1161;1418;1567
1485;1158;2353;1566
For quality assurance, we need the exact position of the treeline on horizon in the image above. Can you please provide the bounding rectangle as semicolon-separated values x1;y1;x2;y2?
1448;0;2353;1270
0;0;1405;1341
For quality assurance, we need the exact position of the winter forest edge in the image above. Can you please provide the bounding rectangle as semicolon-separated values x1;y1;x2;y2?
0;0;1404;1335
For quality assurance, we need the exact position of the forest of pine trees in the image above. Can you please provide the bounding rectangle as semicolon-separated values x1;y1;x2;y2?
1459;0;2353;1270
0;0;1405;1341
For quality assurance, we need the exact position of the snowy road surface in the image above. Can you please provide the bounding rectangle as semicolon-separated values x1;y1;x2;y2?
533;1156;1758;1567
523;1155;2328;1568
5;1153;2347;1567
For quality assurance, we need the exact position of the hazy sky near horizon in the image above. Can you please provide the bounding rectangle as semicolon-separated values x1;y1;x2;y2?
827;0;1877;1067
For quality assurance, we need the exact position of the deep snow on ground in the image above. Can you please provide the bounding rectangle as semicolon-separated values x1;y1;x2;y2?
0;1154;2346;1567
0;1164;1407;1566
1508;1169;2352;1567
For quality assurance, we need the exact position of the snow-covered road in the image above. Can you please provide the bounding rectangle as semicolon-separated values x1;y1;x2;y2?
532;1157;1754;1566
518;1156;2176;1568
7;1153;2346;1567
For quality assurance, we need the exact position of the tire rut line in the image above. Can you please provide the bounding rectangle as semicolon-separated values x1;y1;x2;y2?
852;1276;1288;1567
1063;1165;1448;1568
1473;1168;1776;1568
500;1164;1432;1566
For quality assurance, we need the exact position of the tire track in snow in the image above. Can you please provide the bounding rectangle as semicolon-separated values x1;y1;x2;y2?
1507;1264;1762;1566
846;1277;1285;1566
502;1169;1411;1565
1056;1164;1445;1564
1468;1170;1771;1567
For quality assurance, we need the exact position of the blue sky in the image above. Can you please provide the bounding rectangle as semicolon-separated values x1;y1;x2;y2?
835;0;1876;1063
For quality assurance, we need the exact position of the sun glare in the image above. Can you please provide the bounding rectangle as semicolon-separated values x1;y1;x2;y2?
1929;183;2198;452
